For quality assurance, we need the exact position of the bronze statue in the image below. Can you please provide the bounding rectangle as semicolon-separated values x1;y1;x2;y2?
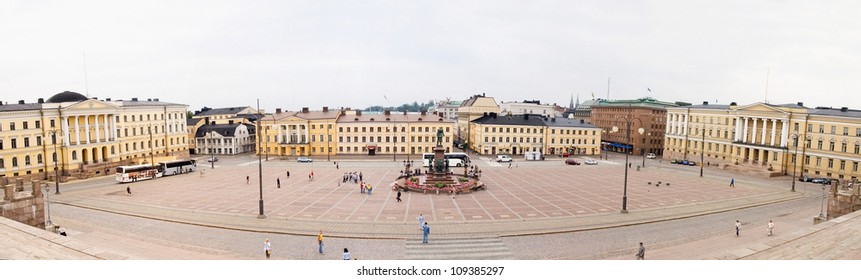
436;128;444;147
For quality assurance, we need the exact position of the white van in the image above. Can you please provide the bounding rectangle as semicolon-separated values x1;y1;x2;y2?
496;155;512;162
524;151;542;161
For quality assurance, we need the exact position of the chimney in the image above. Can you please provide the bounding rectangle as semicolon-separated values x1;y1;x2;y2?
302;107;309;113
491;112;497;119
18;100;25;104
702;101;709;105
106;98;111;101
403;111;407;115
841;107;848;112
276;108;282;114
524;114;529;120
483;112;488;117
797;102;804;107
132;98;138;101
229;120;234;124
37;98;44;103
147;98;152;101
92;97;98;100
551;118;556;122
730;102;737;106
356;110;362;116
384;110;390;115
205;117;210;124
154;98;159;102
580;119;585;124
482;93;485;97
323;106;329;112
421;111;426;115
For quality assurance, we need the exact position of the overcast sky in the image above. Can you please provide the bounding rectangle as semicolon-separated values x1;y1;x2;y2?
2;0;859;113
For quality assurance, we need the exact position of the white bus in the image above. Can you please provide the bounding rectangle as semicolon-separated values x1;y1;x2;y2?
159;159;197;176
422;152;471;167
116;164;163;183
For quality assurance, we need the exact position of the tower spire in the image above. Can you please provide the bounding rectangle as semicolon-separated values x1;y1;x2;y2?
569;93;575;109
575;93;580;109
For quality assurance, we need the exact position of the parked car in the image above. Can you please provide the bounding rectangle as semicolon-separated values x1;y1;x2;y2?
584;159;598;165
810;178;829;184
496;155;512;162
565;159;581;165
646;153;656;159
687;161;697;166
297;157;313;163
561;152;571;157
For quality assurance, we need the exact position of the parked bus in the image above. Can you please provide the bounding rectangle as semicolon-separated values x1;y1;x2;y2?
422;152;471;167
116;164;163;183
160;159;197;176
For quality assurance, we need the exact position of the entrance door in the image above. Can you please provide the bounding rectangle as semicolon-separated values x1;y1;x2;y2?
512;147;518;155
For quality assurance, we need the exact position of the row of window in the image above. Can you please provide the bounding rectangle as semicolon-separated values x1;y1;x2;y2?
0;154;45;168
339;136;450;144
339;126;451;133
0;136;45;149
0;120;43;131
809;124;861;137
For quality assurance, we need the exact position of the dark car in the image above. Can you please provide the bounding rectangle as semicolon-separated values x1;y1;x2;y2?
810;178;830;184
565;159;581;165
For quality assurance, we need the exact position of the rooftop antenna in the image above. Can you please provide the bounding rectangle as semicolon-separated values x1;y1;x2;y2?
764;67;770;104
606;76;610;100
83;51;90;97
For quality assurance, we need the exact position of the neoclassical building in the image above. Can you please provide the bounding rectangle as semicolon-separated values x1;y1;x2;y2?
468;113;601;156
664;102;861;182
336;110;455;157
0;91;189;182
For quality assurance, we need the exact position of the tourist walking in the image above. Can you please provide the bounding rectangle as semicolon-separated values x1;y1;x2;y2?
277;178;281;188
735;220;741;236
317;230;324;254
418;213;425;230
286;170;290;178
246;175;250;184
263;239;272;259
397;189;402;202
359;172;363;181
730;178;735;187
343;248;351;260
360;182;365;193
636;242;645;260
126;186;131;195
422;222;430;243
367;184;373;195
767;220;774;236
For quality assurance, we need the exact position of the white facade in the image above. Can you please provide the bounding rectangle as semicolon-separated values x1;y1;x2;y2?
499;101;556;118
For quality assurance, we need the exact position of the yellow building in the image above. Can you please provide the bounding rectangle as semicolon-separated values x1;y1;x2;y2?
469;113;601;156
457;94;499;148
664;102;861;183
337;110;455;157
258;107;339;158
0;92;189;182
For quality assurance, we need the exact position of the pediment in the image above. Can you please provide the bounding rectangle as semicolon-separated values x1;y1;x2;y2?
735;103;790;116
63;99;119;111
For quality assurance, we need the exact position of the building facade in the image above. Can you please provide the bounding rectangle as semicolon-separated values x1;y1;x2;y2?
336;110;455;157
469;113;601;156
0;91;189;182
456;94;499;148
195;123;255;155
663;102;861;182
590;97;678;156
258;107;339;158
499;100;556;118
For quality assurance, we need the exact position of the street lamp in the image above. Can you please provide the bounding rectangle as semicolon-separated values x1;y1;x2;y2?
48;129;61;194
700;127;706;177
392;123;397;162
209;127;215;169
790;133;800;192
612;116;644;214
256;99;265;219
44;185;53;229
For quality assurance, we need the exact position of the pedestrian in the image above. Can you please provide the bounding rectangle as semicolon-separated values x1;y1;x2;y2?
636;242;645;260
397;189;402;202
730;178;735;187
343;248;351;260
735;220;741;236
263;239;272;259
126;186;131;195
359;172;363;181
767;220;774;236
336;163;339;170
200;169;205;177
360;182;365;193
422;222;430;243
277;177;281;188
246;175;250;184
418;213;425;230
367;184;372;195
317;230;324;254
508;162;512;168
287;170;290;178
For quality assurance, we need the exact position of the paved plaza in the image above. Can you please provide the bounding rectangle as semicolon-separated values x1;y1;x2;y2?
51;153;798;238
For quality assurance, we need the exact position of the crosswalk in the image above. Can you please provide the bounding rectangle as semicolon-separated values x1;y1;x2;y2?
404;236;515;260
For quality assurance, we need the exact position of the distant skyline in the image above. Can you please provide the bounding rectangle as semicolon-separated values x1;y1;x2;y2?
2;1;859;113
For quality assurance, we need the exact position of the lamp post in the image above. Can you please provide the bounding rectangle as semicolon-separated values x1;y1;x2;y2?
392;123;397;162
48;130;61;194
613;116;643;214
148;126;155;166
209;127;214;169
819;181;828;219
790;133;800;192
326;120;331;162
256;99;265;219
700;127;705;177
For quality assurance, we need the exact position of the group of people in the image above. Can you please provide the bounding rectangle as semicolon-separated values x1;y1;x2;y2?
343;172;363;184
734;219;776;237
262;230;354;260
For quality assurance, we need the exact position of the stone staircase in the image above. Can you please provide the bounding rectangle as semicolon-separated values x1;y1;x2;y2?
404;236;515;260
720;163;783;178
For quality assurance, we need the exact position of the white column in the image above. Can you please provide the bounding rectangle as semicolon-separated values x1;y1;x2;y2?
305;125;309;143
74;116;81;145
780;119;788;147
770;118;777;146
103;115;110;141
94;114;101;144
734;117;741;141
751;118;758;144
278;125;283;143
761;118;768;145
62;116;70;146
84;115;91;144
666;114;672;135
111;115;117;140
742;117;749;143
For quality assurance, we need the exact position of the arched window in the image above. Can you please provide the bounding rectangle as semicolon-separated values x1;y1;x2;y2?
37;154;43;164
12;157;19;167
72;151;77;160
0;158;4;168
53;152;57;162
